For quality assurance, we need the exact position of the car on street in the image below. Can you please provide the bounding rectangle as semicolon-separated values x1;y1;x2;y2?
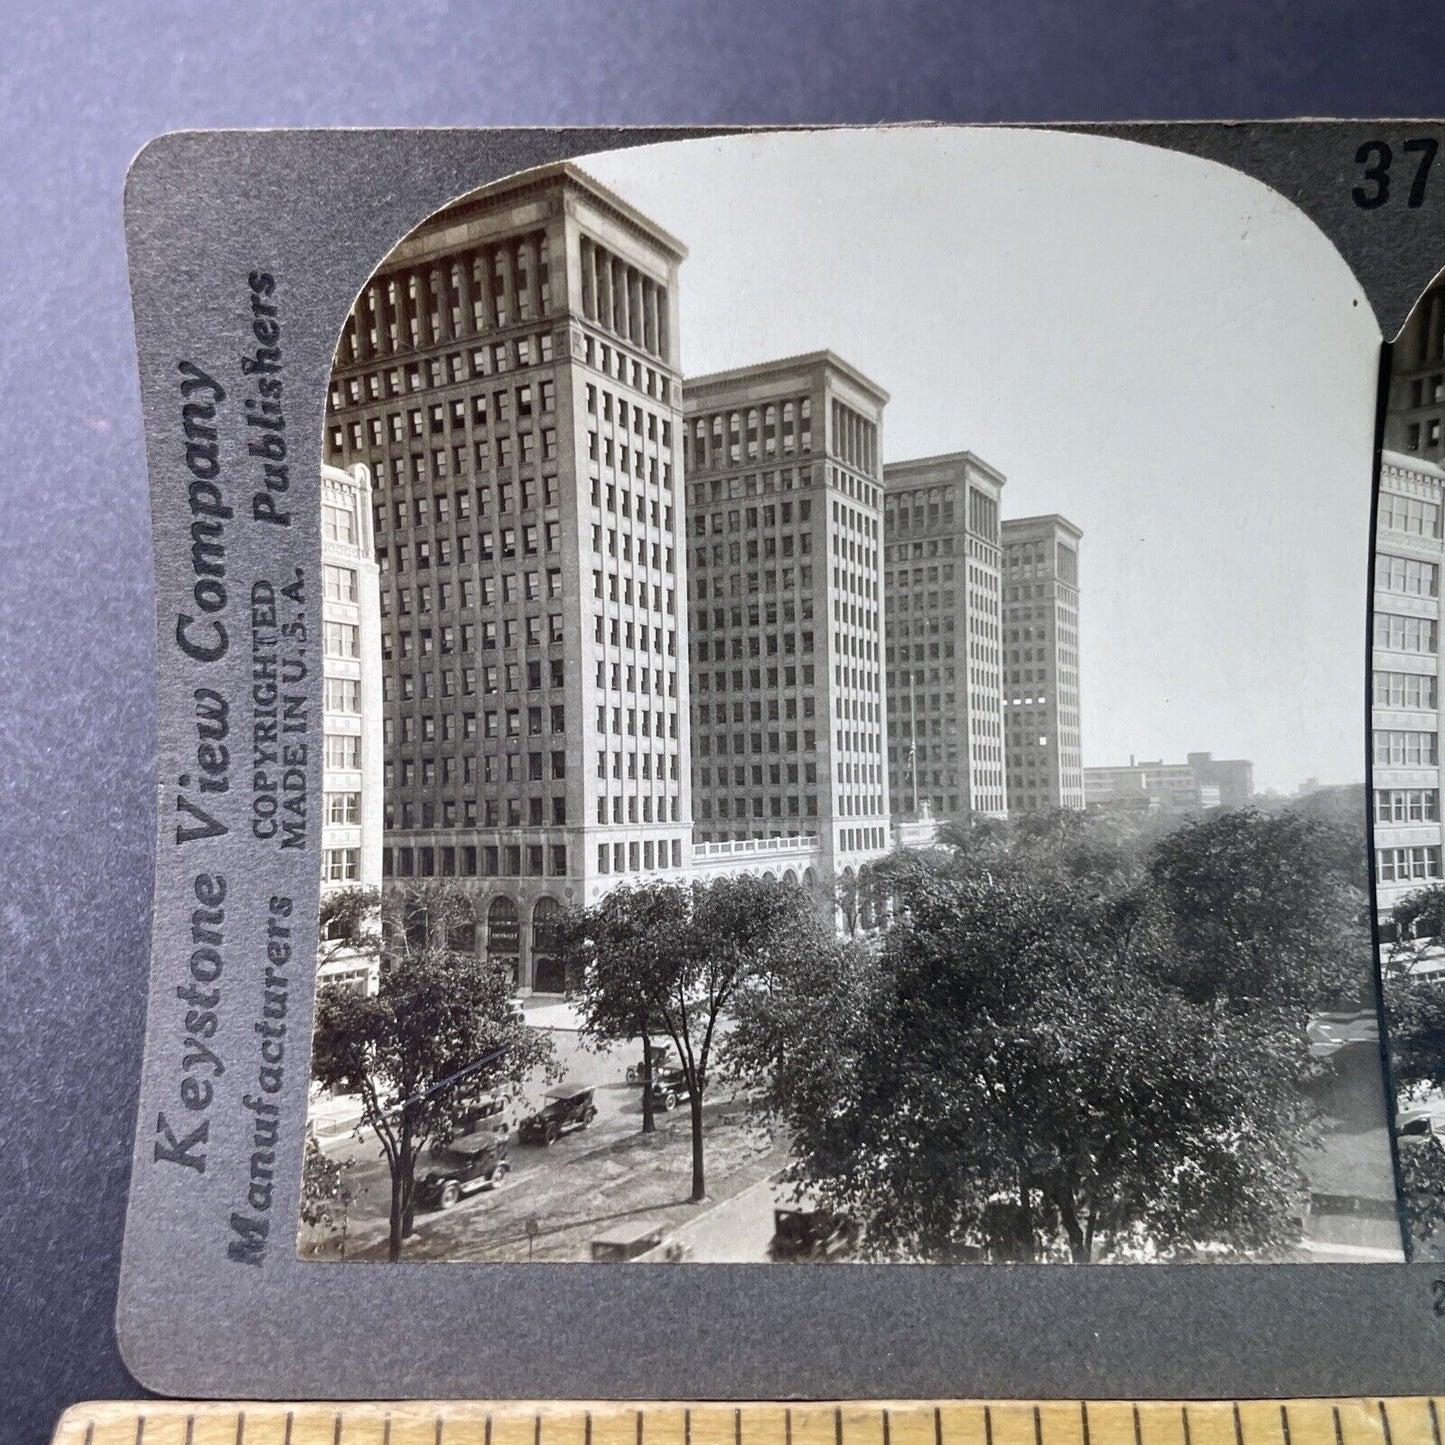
518;1086;598;1145
590;1219;666;1261
769;1206;860;1261
625;1045;674;1084
415;1133;511;1211
649;1066;702;1111
1398;1110;1445;1155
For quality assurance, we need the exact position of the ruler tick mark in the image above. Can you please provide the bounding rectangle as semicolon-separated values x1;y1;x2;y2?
237;1409;246;1445
1181;1405;1192;1445
1081;1402;1091;1445
1331;1407;1343;1445
1233;1403;1245;1445
883;1407;892;1445
1380;1401;1394;1445
985;1405;995;1445
285;1412;294;1445
836;1406;845;1445
1132;1405;1141;1445
934;1406;943;1445
1429;1399;1442;1445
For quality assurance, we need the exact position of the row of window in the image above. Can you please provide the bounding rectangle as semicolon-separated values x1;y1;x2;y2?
331;330;557;408
1380;491;1442;538
688;398;813;471
1374;729;1441;766
388;841;571;879
1376;788;1441;822
1378;845;1442;884
1374;670;1439;710
1376;612;1439;653
1379;553;1440;597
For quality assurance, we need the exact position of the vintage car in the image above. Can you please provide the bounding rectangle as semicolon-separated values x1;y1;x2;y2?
433;1093;511;1146
648;1066;702;1112
590;1219;666;1262
518;1086;598;1145
768;1206;860;1261
625;1044;674;1085
414;1133;511;1211
1398;1111;1445;1155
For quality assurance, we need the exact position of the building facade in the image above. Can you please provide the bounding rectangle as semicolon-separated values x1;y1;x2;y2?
1083;752;1253;814
882;452;1008;822
1373;448;1445;917
1001;514;1084;813
319;463;385;993
1384;278;1445;465
322;163;693;991
682;352;892;886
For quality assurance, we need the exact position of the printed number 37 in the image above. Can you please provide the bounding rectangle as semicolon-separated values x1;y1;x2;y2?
1354;138;1438;209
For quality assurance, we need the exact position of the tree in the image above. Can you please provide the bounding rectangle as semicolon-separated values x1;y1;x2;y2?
559;884;691;1136
299;1128;354;1251
311;881;555;1261
1148;807;1369;1016
566;874;826;1202
1383;885;1445;1096
736;868;1317;1263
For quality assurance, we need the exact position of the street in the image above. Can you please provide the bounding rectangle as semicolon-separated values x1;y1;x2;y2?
307;1021;791;1263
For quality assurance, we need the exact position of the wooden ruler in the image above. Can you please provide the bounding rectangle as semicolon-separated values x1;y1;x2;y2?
49;1400;1445;1445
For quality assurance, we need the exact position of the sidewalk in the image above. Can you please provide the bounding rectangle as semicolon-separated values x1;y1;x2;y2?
522;996;586;1032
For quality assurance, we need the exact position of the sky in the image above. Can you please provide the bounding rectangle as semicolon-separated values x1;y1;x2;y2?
579;128;1382;796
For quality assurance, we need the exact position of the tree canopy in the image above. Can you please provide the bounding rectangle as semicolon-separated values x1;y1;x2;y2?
736;802;1368;1263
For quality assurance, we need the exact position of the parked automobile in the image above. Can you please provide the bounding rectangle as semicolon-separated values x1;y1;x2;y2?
769;1206;860;1261
590;1220;665;1262
415;1133;511;1211
625;1045;674;1085
1398;1111;1445;1155
649;1066;702;1112
435;1093;511;1146
518;1086;598;1145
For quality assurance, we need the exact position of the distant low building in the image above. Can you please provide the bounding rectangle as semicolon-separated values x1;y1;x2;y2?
1084;750;1252;815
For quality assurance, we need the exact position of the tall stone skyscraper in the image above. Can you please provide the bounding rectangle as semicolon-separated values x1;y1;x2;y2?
1001;514;1084;813
882;451;1008;822
1373;449;1445;918
682;353;892;883
323;162;692;991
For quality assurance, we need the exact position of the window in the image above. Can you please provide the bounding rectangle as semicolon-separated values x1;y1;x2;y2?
1375;788;1441;823
326;792;361;825
1374;729;1440;766
324;621;359;658
1379;553;1440;598
1378;845;1443;883
1376;612;1439;653
1381;492;1441;537
325;734;360;770
323;564;358;602
323;847;360;883
1374;670;1439;709
324;677;360;713
322;503;356;545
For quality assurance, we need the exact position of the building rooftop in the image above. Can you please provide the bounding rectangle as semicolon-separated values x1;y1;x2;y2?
883;450;1007;490
1380;448;1445;479
684;349;890;406
394;159;689;265
1001;512;1084;541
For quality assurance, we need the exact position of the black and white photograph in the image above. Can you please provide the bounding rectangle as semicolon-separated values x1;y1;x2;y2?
293;128;1420;1268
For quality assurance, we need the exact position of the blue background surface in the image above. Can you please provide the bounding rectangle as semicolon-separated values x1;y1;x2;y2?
2;3;1444;1441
